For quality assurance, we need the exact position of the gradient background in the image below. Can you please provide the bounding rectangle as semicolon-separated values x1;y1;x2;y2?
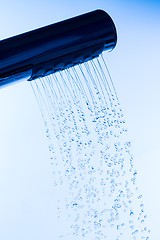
0;0;160;239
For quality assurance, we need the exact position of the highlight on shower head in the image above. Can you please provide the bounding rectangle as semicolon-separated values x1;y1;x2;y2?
0;9;117;88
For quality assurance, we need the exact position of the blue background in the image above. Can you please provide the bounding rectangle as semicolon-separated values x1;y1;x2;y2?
0;0;160;239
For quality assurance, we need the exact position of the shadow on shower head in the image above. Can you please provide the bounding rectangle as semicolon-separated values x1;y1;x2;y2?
0;9;117;88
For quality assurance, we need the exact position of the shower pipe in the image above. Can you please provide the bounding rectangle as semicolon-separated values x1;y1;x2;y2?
0;9;117;87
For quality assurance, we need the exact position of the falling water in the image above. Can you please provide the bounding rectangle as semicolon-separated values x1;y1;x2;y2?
30;54;150;240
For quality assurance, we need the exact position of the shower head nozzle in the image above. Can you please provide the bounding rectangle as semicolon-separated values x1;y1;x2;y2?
0;9;117;87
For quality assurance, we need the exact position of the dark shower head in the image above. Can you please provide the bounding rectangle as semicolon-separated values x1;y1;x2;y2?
0;9;117;88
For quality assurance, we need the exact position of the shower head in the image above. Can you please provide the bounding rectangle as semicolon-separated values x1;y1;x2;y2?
0;9;117;88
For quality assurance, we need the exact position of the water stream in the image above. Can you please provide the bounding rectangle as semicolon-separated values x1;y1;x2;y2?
31;54;150;240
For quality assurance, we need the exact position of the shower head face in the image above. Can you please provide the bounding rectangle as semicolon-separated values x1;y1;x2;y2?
0;9;117;87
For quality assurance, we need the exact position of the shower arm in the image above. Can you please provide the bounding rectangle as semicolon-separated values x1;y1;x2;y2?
0;9;117;88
